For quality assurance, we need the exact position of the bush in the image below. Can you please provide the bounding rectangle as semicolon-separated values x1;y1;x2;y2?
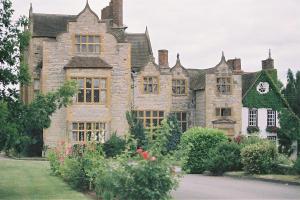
48;150;60;175
206;142;242;175
103;133;126;158
181;127;228;173
165;114;182;153
241;141;278;174
247;126;260;134
60;157;88;190
294;157;300;175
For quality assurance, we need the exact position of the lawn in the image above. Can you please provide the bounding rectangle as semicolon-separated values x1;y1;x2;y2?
0;158;91;200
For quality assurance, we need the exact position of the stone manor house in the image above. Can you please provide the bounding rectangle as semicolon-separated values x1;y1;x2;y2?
22;0;282;147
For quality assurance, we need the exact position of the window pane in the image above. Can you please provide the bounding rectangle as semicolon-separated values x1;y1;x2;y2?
94;123;100;130
78;79;84;88
95;45;100;53
101;79;107;89
76;44;81;52
94;90;99;102
153;119;158;127
176;113;181;120
153;111;157;117
139;111;144;117
86;79;92;88
94;79;100;88
72;123;78;130
159;111;164;117
79;132;85;141
88;36;94;43
76;36;80;43
94;36;100;43
182;112;187;121
88;44;94;53
79;123;84;130
78;90;84;102
86;90;92;102
72;131;78;141
81;44;87;52
81;36;87;43
86;123;92;130
146;111;151;117
100;90;106;104
87;131;92;141
146;119;151;127
182;122;187;132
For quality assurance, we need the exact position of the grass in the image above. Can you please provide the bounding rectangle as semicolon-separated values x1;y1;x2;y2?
0;158;91;200
225;171;300;184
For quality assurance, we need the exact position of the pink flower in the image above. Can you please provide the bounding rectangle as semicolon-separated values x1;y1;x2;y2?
136;148;143;154
150;156;156;161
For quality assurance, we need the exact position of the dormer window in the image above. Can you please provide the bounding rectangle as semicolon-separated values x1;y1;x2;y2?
217;77;231;95
172;79;187;95
143;77;158;94
75;35;100;54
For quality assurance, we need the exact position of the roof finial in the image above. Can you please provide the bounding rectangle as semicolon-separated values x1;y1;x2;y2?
177;53;180;60
268;48;272;59
221;51;226;62
29;3;33;16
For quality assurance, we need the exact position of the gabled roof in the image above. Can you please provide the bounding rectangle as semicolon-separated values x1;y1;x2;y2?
32;13;77;37
64;56;113;69
242;72;258;96
242;70;290;109
187;68;207;90
126;33;153;72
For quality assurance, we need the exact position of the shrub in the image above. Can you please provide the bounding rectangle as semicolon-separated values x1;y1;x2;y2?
247;126;260;134
126;111;148;148
180;127;228;173
47;150;60;175
241;141;278;174
240;135;265;147
294;157;300;175
165;114;182;153
60;157;88;190
103;133;126;158
206;142;242;175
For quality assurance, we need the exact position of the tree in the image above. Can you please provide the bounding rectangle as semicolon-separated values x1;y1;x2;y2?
165;114;182;153
126;111;148;148
282;69;297;116
0;0;77;156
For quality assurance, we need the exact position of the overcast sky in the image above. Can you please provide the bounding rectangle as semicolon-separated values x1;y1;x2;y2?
13;0;300;83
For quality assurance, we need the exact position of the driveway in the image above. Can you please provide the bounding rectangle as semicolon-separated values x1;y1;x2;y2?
172;175;300;200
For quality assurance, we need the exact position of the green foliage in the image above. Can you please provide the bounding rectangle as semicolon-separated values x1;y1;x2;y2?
60;157;89;190
126;111;148;148
48;150;60;175
206;142;242;175
103;133;126;158
247;126;260;134
180;127;228;173
241;141;278;174
165;114;182;153
293;157;300;175
243;70;287;109
240;134;265;147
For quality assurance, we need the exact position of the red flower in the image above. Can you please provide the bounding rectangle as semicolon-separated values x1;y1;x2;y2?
142;151;149;160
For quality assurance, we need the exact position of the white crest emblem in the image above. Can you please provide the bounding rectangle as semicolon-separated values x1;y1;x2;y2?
256;82;269;94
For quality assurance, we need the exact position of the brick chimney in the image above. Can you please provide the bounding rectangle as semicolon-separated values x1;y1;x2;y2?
158;50;169;67
262;49;274;70
227;58;241;71
101;0;123;27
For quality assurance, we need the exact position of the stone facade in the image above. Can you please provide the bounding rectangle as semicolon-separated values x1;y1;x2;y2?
23;0;250;147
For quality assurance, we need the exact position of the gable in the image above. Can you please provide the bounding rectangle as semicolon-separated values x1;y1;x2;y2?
243;70;288;109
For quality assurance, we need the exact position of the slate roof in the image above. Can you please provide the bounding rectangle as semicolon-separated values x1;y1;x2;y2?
64;56;113;69
126;33;152;72
32;13;77;37
187;69;207;90
242;72;258;96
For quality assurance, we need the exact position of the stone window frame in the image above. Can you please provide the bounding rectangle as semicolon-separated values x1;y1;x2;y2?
248;108;258;127
71;77;107;105
171;111;188;132
172;79;187;96
75;34;101;54
216;76;232;95
135;110;164;132
267;109;276;127
215;107;232;117
72;122;106;143
143;76;159;94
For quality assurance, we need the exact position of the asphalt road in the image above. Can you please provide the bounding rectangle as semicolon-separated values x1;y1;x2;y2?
172;175;300;200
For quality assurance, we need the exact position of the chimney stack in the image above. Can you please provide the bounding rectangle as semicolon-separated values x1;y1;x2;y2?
158;50;169;67
227;58;241;71
101;0;123;27
262;50;274;70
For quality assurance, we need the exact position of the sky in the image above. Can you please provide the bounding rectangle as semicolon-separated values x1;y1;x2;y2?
13;0;300;83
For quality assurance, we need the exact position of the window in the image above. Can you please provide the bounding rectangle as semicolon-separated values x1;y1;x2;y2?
72;77;107;104
173;112;188;132
172;79;186;95
217;77;231;94
72;122;106;143
216;108;231;117
75;35;100;54
267;110;276;127
248;109;258;127
33;79;40;97
136;110;164;131
143;77;158;94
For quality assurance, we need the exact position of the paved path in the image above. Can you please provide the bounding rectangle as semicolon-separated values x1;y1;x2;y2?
172;174;300;200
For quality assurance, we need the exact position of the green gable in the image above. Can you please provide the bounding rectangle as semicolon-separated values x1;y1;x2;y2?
243;70;289;109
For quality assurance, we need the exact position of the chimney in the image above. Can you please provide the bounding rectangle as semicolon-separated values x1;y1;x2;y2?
112;0;123;27
227;58;241;71
262;49;274;70
158;50;169;67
